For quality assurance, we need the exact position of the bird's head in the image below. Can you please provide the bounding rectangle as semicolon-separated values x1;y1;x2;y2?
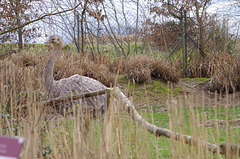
47;35;64;50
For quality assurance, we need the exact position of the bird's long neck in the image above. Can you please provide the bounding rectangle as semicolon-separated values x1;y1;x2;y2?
43;47;60;92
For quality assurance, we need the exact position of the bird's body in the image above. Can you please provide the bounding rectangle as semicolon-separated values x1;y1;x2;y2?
43;35;106;115
51;74;106;115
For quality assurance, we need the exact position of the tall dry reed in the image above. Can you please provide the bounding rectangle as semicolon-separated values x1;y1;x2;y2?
0;51;239;158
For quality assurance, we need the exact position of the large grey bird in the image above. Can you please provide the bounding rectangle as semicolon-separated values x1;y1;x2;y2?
43;35;106;116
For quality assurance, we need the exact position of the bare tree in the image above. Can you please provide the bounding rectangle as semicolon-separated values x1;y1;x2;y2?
96;0;147;56
0;1;82;44
193;0;211;49
0;0;42;50
46;0;106;54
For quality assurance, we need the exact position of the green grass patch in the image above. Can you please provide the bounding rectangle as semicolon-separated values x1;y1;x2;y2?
137;105;240;158
127;80;182;107
182;78;211;83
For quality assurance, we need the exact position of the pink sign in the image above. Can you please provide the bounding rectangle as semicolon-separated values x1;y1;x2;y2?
0;136;24;159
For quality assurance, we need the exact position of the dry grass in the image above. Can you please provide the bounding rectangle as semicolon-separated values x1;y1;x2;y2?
188;56;212;78
4;50;240;94
1;51;180;94
108;56;127;74
0;50;239;159
125;55;180;83
125;55;153;83
189;54;240;93
8;51;116;87
151;58;180;83
208;54;240;93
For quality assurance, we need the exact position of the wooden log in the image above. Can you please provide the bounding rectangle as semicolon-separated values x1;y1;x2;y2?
41;87;240;157
42;88;111;106
113;87;240;157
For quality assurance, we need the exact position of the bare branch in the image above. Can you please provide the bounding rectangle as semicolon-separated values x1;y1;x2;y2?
0;2;82;36
41;86;240;157
42;88;110;106
113;87;240;157
167;0;183;20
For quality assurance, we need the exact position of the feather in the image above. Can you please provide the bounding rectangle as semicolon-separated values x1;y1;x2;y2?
43;35;106;116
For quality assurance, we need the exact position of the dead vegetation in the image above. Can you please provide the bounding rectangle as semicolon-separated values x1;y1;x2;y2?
208;54;240;93
125;55;181;83
189;54;240;93
2;50;240;97
1;50;240;158
4;51;180;86
125;55;153;83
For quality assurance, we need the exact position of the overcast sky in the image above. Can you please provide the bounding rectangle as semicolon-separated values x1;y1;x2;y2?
208;0;240;34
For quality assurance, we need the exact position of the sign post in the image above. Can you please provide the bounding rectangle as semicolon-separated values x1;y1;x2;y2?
0;136;24;159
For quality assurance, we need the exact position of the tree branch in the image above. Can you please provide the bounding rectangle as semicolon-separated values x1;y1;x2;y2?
42;88;111;106
0;2;82;36
41;86;240;157
167;0;182;20
113;87;240;157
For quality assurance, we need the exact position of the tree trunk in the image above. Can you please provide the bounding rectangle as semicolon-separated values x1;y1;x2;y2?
77;13;80;53
80;0;88;54
97;19;100;54
195;1;203;49
16;0;23;50
134;0;139;55
17;19;23;50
